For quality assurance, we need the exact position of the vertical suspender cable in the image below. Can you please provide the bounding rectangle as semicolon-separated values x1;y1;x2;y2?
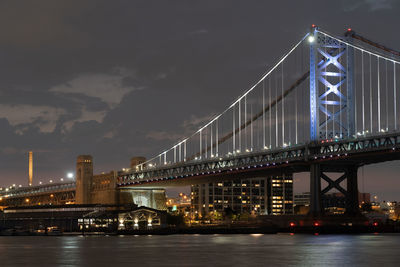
184;141;186;161
251;103;253;150
395;62;397;130
205;127;207;158
233;106;235;153
370;54;373;132
200;130;202;159
179;143;181;162
263;80;266;148
210;123;213;157
216;119;219;156
269;77;272;148
378;57;381;132
282;63;284;146
362;51;365;133
354;49;357;135
275;75;278;148
294;78;298;145
386;60;389;130
245;95;247;150
238;100;241;152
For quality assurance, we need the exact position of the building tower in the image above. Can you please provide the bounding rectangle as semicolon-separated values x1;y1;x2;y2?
75;155;93;204
130;156;146;169
28;151;33;186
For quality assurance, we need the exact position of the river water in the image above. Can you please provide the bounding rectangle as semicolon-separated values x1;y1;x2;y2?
0;234;399;266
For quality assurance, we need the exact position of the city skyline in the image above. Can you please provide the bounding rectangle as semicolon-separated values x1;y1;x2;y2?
0;1;400;200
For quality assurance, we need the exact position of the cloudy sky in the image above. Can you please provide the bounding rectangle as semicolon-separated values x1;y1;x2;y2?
0;0;399;200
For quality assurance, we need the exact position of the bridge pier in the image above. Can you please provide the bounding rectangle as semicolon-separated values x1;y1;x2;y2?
345;166;359;216
309;163;323;216
309;163;360;217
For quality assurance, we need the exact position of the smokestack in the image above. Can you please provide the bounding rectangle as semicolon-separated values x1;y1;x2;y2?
28;151;33;186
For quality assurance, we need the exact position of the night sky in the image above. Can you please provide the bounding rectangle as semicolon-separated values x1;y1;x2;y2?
0;0;399;200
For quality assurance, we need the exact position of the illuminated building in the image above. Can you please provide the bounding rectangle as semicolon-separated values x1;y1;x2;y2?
268;175;294;215
166;193;191;214
191;175;293;217
1;204;167;232
322;192;371;214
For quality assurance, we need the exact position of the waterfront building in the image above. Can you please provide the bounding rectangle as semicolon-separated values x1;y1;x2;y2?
0;204;167;232
294;192;311;215
190;174;293;218
118;207;167;230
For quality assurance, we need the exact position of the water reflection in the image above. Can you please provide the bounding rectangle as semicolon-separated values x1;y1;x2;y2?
0;234;399;266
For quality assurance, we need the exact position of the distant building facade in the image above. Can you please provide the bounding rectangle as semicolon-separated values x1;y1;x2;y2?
294;192;311;215
294;192;371;215
74;155;167;210
191;174;293;217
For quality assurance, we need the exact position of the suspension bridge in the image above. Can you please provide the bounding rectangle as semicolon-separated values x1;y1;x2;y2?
117;26;400;216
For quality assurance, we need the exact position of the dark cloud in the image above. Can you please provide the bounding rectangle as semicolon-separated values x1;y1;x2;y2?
0;0;399;199
342;0;397;12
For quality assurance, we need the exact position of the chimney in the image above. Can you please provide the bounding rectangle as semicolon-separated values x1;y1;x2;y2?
28;151;33;186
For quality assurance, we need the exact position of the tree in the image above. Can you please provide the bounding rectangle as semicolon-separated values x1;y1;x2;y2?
167;214;185;226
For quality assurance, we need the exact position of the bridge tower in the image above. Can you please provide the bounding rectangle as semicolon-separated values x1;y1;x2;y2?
309;26;355;141
75;155;93;204
309;27;358;216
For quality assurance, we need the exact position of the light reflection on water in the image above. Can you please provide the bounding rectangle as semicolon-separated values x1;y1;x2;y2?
0;234;399;266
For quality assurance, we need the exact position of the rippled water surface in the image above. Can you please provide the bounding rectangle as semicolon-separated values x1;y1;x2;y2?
1;234;400;266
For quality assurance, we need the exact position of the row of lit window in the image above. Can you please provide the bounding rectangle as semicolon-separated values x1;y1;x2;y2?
271;180;293;183
216;183;262;187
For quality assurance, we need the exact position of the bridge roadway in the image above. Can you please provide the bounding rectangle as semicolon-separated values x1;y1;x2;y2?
118;132;400;188
0;182;76;206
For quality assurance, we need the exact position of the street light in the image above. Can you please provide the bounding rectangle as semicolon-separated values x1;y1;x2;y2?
67;172;74;179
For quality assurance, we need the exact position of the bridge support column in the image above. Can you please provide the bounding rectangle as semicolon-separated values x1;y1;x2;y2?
309;163;323;216
309;163;360;217
345;166;359;215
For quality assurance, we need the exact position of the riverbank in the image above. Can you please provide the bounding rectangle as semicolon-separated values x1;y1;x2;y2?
3;223;400;236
